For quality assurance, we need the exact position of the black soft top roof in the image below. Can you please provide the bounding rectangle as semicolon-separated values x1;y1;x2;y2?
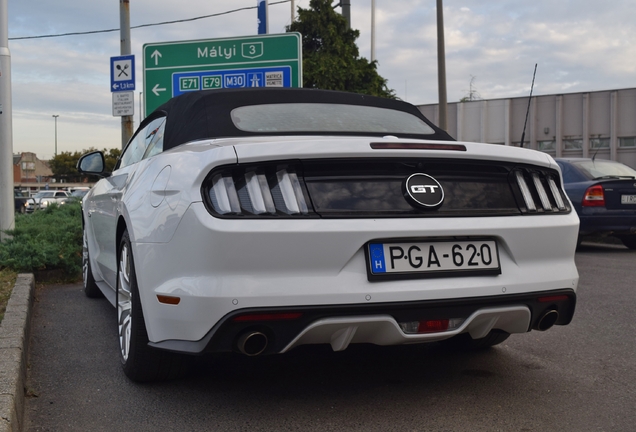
149;88;454;151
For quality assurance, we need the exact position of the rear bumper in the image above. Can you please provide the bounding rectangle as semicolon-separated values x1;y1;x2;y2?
134;202;579;346
579;211;636;236
149;289;576;354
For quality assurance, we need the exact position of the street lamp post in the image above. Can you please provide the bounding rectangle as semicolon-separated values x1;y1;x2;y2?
436;0;448;131
52;114;59;156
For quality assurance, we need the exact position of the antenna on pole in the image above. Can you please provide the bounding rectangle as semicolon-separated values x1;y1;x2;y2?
520;63;537;148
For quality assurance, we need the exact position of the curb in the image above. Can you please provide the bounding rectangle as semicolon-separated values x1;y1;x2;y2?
0;274;35;432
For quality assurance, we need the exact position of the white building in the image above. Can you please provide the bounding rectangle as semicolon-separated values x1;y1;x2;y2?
417;88;636;168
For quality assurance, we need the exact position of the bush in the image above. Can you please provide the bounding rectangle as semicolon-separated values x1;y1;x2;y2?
0;202;83;276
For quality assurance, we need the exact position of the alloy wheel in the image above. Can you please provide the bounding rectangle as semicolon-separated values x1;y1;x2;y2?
82;230;89;288
118;242;133;362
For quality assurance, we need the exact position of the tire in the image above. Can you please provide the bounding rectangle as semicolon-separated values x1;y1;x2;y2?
117;230;190;382
440;330;510;351
619;236;636;250
82;228;103;298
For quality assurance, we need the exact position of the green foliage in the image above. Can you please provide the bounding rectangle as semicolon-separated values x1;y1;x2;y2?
0;202;83;276
49;147;121;182
287;0;396;99
0;269;17;323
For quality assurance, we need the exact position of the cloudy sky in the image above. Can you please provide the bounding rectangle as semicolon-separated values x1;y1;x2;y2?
6;0;636;159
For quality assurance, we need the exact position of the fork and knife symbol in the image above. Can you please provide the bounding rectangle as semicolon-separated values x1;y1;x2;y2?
116;63;129;77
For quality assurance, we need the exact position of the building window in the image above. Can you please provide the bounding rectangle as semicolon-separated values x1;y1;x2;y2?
619;137;636;148
590;138;610;149
563;139;583;150
538;140;556;151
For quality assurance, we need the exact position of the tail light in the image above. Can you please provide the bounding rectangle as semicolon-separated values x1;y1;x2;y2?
582;185;605;207
203;162;315;218
513;168;570;213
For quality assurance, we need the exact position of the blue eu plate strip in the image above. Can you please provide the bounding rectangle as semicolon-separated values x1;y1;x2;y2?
368;244;386;273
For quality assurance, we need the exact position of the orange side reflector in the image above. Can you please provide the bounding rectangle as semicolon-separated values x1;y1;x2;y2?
157;295;181;305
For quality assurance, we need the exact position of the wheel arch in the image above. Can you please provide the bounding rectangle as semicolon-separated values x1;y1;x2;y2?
116;216;129;263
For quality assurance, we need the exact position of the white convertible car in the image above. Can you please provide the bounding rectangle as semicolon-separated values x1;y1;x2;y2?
78;88;579;382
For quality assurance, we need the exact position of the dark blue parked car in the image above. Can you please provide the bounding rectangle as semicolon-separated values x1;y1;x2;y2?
556;158;636;249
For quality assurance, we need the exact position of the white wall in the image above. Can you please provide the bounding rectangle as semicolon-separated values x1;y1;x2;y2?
418;88;636;168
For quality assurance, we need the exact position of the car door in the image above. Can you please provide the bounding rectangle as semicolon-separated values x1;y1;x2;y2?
89;115;167;289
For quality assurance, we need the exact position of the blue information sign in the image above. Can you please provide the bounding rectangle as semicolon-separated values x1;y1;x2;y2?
110;55;136;92
171;66;291;97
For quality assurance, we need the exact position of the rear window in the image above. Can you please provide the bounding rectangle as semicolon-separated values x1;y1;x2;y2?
575;160;636;179
34;191;55;198
231;103;436;135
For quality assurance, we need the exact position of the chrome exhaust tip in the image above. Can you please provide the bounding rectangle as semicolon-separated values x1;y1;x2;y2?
536;310;559;331
236;331;268;356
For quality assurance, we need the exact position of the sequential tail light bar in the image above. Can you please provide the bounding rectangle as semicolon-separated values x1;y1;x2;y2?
203;162;315;218
513;168;570;214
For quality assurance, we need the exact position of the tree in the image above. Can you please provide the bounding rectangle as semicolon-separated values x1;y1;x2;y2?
459;75;482;102
49;148;121;182
287;0;395;99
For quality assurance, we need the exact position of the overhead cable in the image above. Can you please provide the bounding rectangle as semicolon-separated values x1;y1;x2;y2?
9;0;291;41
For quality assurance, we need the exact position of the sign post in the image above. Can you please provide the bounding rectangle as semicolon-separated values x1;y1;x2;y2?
143;33;302;115
110;55;136;121
110;54;135;148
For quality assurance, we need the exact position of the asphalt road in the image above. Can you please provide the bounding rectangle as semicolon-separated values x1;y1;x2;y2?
25;243;636;431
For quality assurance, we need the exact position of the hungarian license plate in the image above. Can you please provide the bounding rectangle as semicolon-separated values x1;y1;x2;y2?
621;195;636;204
367;239;500;280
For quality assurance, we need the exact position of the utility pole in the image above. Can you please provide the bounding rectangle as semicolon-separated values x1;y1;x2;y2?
370;0;376;62
291;0;295;23
52;115;59;156
120;0;134;147
436;0;448;131
0;0;15;240
341;0;351;29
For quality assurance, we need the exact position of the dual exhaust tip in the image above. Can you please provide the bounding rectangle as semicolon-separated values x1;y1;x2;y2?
536;309;559;331
236;331;268;356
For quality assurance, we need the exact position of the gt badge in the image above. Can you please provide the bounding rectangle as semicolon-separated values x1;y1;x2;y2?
404;173;444;209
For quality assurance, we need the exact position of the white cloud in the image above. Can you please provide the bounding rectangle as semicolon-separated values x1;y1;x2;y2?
5;0;636;158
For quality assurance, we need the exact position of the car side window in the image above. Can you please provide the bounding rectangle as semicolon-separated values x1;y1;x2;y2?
142;118;167;160
119;116;166;169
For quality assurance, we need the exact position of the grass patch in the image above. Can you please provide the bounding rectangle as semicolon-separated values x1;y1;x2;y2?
0;202;83;279
0;268;17;324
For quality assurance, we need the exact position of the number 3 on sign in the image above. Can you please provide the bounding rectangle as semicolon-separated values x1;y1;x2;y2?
242;42;264;59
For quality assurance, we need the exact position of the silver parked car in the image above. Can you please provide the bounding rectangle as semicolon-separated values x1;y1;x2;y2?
25;190;70;213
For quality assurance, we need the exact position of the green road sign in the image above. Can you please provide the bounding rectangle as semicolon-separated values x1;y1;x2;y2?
143;33;302;115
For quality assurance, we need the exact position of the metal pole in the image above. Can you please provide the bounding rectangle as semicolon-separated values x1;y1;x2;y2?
0;0;15;240
291;0;295;22
52;115;59;156
436;0;448;131
341;0;351;29
370;0;376;62
120;0;134;148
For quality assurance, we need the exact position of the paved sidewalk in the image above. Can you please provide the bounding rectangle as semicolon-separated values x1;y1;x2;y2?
0;274;35;432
